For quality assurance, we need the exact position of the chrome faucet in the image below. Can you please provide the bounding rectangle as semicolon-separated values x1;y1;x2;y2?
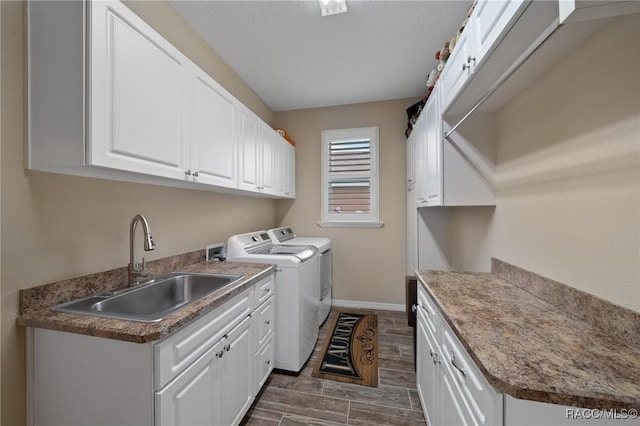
129;214;156;285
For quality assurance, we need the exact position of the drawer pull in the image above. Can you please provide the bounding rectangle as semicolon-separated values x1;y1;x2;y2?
430;349;441;365
264;287;270;293
224;344;231;352
421;304;431;315
215;350;224;358
450;352;467;377
265;319;271;325
265;359;271;365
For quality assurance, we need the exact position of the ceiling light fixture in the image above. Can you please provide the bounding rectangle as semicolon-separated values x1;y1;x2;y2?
319;0;347;17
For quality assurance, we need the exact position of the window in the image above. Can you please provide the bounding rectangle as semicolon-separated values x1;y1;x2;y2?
320;126;382;228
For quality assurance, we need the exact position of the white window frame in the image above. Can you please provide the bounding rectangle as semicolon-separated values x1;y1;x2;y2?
319;126;383;228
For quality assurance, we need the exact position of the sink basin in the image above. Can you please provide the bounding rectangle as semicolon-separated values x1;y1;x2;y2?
52;272;243;322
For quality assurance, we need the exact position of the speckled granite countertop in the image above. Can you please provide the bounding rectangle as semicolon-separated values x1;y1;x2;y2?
417;262;640;411
17;251;274;343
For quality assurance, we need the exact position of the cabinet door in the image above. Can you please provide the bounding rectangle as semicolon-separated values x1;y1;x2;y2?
441;362;479;426
273;137;287;196
439;23;474;112
90;1;189;179
155;341;221;426
238;107;261;192
255;335;275;394
260;125;276;195
416;309;440;426
425;87;443;206
472;0;527;65
284;142;296;198
190;65;238;188
413;112;429;207
220;316;253;426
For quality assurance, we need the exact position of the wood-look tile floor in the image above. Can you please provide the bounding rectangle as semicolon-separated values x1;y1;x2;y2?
241;308;426;426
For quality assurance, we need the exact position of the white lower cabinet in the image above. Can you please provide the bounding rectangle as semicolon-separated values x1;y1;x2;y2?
416;281;503;426
155;316;252;426
27;273;275;426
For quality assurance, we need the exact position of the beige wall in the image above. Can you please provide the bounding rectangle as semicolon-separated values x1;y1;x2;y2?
1;2;276;425
275;99;411;305
490;14;640;312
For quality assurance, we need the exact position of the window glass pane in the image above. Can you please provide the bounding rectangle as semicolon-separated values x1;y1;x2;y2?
328;178;371;214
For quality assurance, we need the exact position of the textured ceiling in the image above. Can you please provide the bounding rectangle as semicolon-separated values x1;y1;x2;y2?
169;0;472;112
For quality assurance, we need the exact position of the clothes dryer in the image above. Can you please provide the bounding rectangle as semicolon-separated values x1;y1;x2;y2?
227;231;319;373
267;227;332;325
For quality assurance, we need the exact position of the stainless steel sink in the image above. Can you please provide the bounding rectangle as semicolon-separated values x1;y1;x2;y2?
52;272;243;322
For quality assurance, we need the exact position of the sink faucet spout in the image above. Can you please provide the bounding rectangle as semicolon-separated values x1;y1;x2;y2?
129;214;156;285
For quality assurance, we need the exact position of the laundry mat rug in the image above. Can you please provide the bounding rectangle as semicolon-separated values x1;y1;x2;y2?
311;312;378;387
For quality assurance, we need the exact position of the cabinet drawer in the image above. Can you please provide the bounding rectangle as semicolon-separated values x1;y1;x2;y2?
441;320;502;425
256;334;275;391
254;296;275;350
254;274;275;307
154;289;251;389
417;282;440;337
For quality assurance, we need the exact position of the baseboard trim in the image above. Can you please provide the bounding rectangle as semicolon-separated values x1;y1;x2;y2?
332;299;405;312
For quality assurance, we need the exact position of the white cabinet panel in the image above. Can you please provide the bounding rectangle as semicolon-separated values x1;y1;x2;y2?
424;86;443;206
221;316;253;426
238;107;261;192
416;281;503;426
439;26;474;112
260;124;276;195
155;342;220;426
413;112;428;207
190;65;238;188
90;0;189;179
472;0;528;66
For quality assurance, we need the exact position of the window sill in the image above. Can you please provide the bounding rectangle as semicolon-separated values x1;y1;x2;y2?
317;221;384;229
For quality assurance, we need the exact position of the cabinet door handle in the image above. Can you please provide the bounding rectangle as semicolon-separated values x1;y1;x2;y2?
265;359;271;365
265;319;271;325
463;56;476;71
411;304;417;314
192;170;199;177
421;304;431;315
430;349;441;365
224;344;231;352
264;287;270;293
216;350;224;358
450;352;467;377
184;169;192;176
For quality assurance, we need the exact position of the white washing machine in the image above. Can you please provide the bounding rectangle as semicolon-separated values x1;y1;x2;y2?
267;227;332;326
226;231;319;373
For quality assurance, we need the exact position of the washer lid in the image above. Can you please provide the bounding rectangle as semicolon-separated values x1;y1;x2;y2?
252;244;317;262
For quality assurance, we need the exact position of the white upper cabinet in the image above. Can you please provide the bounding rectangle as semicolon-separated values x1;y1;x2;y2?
92;0;191;179
237;108;294;198
28;0;294;199
424;86;443;207
238;106;261;192
471;0;527;64
260;124;276;195
440;0;529;113
439;25;474;112
189;65;239;188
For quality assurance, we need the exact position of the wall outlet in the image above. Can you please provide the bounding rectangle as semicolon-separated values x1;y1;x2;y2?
206;243;226;261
